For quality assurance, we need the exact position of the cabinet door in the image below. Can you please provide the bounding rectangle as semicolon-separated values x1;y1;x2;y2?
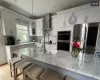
87;7;100;23
29;21;36;36
36;19;43;36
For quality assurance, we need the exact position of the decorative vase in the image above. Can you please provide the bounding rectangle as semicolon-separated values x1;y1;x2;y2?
71;48;79;58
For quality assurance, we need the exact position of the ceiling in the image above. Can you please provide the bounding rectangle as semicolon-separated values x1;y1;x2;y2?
1;0;90;18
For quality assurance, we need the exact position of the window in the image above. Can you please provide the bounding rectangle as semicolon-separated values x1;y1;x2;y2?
16;24;28;42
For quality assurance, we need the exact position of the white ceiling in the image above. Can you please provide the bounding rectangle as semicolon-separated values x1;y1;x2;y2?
2;0;90;18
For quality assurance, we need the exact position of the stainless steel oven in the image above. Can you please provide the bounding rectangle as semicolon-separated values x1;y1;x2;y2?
57;31;71;51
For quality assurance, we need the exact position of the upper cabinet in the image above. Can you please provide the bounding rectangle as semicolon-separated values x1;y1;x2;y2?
29;21;36;36
36;18;43;36
87;7;100;23
1;10;16;36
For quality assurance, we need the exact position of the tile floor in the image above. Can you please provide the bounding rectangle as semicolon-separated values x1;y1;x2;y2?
0;64;23;80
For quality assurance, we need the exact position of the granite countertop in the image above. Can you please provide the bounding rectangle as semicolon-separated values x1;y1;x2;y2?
5;42;36;47
13;46;100;80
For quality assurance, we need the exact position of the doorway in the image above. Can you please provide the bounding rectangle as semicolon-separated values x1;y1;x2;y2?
85;23;99;54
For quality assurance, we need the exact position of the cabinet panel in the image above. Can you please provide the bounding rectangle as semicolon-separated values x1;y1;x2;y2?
36;19;43;36
29;21;36;36
87;7;100;23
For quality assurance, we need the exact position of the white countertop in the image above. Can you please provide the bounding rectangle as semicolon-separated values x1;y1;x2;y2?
13;46;100;80
5;42;36;47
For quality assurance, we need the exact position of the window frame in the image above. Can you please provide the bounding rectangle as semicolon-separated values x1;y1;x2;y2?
16;24;29;43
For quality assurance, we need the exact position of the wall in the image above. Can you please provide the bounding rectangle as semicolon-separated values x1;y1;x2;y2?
0;6;33;36
1;10;16;35
0;19;7;64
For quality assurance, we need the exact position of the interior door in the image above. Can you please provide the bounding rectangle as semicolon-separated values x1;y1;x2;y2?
0;25;6;65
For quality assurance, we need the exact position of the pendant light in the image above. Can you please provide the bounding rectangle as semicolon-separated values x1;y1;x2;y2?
69;0;77;25
84;9;88;23
63;15;66;27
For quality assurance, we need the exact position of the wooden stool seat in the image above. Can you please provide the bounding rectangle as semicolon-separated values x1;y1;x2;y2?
40;69;63;80
66;75;76;80
27;77;37;80
9;57;22;77
14;60;32;80
9;57;22;65
15;60;32;70
24;64;45;80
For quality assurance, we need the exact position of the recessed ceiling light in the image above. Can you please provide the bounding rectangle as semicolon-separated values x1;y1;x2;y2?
53;6;56;8
14;0;18;2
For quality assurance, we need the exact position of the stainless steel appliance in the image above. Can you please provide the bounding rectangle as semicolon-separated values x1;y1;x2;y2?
57;31;71;51
73;22;99;54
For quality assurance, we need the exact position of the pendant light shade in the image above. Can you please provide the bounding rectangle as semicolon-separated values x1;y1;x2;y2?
84;9;88;23
84;16;88;23
69;0;77;25
69;12;77;25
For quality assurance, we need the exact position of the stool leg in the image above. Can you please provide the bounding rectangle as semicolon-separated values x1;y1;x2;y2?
10;63;13;77
23;71;27;80
13;64;16;80
15;68;17;80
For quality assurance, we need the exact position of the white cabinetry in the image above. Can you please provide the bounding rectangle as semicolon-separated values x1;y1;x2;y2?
1;10;16;36
36;19;43;36
87;7;100;23
29;21;36;36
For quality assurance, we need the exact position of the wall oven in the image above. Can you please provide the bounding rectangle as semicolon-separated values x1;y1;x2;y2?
57;31;71;51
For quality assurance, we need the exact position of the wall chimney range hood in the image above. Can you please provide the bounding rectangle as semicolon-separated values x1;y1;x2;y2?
43;13;52;31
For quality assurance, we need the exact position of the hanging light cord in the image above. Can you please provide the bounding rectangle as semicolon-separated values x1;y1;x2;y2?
73;0;75;12
32;0;33;18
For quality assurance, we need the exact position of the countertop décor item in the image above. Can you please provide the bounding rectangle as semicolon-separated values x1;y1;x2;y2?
13;46;100;80
72;41;80;58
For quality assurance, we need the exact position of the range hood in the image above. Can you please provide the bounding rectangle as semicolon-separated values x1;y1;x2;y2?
43;13;52;31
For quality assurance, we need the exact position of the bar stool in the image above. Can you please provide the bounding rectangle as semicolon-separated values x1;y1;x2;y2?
9;57;22;77
24;64;45;80
66;75;76;80
14;60;32;80
40;69;63;80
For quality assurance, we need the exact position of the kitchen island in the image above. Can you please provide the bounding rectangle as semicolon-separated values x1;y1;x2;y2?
13;46;100;80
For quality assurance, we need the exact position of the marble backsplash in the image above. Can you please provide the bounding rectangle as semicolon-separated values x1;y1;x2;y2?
35;36;57;44
29;36;37;42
